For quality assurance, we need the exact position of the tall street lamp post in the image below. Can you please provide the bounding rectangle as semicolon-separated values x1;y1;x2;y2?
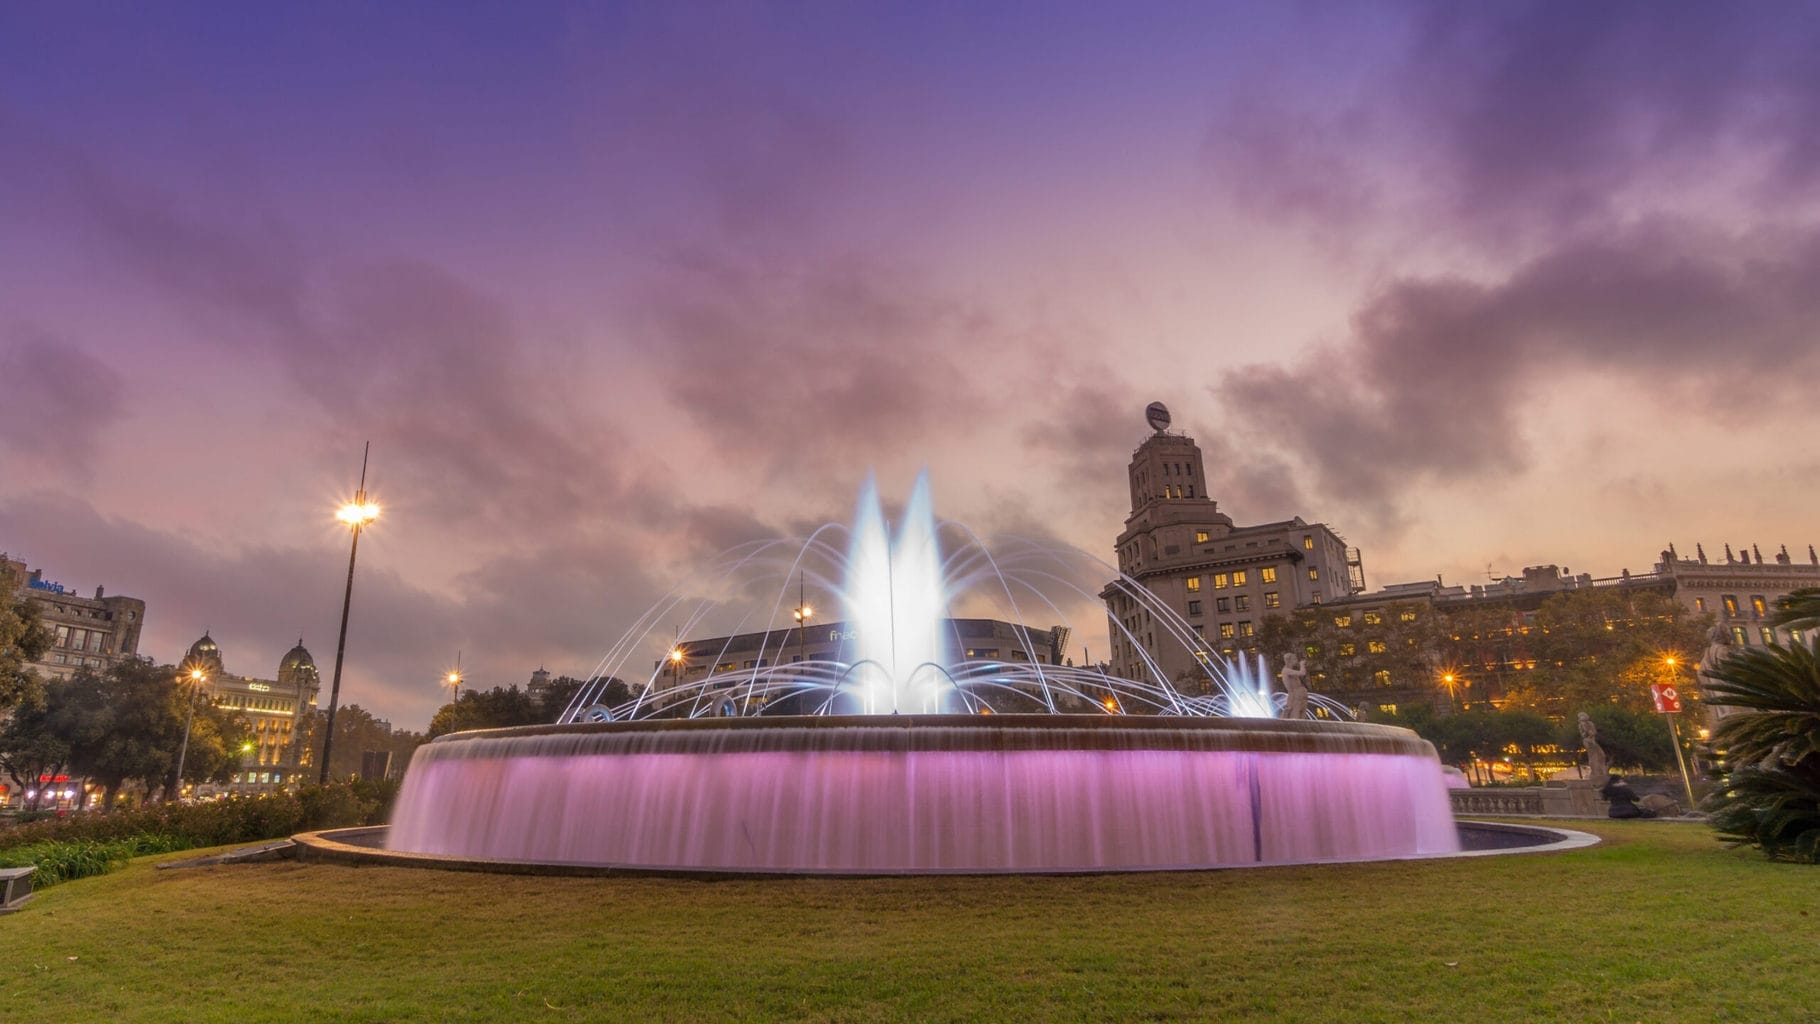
320;443;379;785
792;573;814;667
171;667;205;802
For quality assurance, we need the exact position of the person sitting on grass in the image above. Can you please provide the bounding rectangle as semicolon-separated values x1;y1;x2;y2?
1600;773;1657;819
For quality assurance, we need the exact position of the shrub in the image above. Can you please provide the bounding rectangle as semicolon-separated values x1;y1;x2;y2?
0;779;403;887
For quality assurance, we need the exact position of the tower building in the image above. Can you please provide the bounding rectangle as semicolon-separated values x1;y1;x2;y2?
1102;403;1363;686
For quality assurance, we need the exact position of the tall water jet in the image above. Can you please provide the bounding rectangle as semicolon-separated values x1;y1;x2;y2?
844;471;952;713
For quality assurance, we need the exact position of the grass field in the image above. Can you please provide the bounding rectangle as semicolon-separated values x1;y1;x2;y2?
2;820;1815;1023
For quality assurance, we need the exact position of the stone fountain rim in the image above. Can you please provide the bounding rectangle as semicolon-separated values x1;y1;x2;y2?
421;714;1438;758
292;820;1598;878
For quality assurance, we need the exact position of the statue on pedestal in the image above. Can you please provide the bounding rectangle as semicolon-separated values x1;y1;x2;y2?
1698;625;1734;721
1280;652;1309;720
1578;712;1607;780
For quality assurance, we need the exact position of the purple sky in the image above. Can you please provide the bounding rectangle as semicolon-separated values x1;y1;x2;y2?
4;3;1818;729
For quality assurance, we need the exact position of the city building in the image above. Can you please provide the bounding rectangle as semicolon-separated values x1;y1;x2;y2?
658;618;1071;688
2;553;146;680
180;633;321;792
1100;413;1364;684
1655;541;1820;648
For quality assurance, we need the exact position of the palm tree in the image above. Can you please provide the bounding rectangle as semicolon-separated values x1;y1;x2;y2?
1771;587;1820;634
1701;640;1820;862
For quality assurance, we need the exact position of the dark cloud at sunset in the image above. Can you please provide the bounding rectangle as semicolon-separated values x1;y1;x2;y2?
3;2;1817;727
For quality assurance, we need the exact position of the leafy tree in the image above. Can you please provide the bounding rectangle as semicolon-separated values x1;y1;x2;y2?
305;704;424;781
428;684;544;738
0;692;71;810
1558;705;1676;773
0;562;52;709
46;660;251;806
1702;640;1820;862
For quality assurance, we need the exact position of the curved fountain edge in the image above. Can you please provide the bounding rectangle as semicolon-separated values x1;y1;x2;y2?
291;820;1599;879
414;714;1440;757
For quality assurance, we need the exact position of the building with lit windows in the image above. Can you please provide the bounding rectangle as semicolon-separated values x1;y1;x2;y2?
1100;414;1364;685
180;633;320;792
1655;541;1820;648
2;553;146;680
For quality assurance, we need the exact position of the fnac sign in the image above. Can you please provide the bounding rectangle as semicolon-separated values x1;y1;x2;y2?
1651;683;1683;714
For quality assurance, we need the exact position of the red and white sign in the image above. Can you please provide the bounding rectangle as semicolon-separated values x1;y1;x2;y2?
1651;683;1683;714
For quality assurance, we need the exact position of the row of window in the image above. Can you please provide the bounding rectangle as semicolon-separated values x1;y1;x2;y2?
1331;610;1419;628
1185;566;1281;593
52;625;112;653
1697;595;1774;619
1187;592;1283;616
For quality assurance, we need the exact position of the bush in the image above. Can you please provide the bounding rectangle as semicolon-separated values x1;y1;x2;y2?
0;779;402;888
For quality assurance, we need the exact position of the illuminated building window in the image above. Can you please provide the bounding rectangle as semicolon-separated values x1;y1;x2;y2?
1186;576;1202;593
1723;595;1739;616
1730;625;1748;646
1363;612;1382;626
1368;640;1387;654
1339;642;1355;656
1303;535;1314;550
1220;623;1235;639
1309;568;1319;581
1400;611;1417;622
1232;570;1248;587
1239;621;1254;637
1751;596;1768;617
1264;592;1280;609
1305;644;1320;658
1261;567;1278;584
1195;530;1210;543
1334;615;1352;628
1760;626;1775;645
1373;669;1392;687
1213;573;1229;589
1694;597;1706;612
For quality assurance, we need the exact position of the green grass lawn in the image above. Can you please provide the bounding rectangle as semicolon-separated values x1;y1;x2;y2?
2;820;1815;1023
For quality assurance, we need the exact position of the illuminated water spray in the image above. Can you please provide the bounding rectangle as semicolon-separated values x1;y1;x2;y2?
844;471;953;713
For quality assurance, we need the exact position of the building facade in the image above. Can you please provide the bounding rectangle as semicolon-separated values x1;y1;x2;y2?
1655;541;1820;648
659;617;1072;689
181;633;321;792
1100;417;1364;684
2;554;146;680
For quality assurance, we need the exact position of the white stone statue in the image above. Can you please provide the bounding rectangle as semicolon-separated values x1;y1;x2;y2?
1698;625;1734;721
1578;712;1607;781
1280;652;1309;720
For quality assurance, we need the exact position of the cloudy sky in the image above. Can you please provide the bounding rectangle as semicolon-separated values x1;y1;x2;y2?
4;2;1817;729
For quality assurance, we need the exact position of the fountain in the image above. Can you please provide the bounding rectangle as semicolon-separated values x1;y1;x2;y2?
381;472;1466;873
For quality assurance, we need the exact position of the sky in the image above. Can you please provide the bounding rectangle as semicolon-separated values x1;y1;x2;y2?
3;2;1818;730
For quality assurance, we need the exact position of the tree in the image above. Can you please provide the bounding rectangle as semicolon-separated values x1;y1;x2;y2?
1558;705;1675;773
0;562;52;709
428;685;544;738
0;691;71;810
306;704;424;781
1701;640;1820;862
46;660;251;807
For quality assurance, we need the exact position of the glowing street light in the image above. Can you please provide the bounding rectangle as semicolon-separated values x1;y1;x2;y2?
171;667;207;802
320;442;377;785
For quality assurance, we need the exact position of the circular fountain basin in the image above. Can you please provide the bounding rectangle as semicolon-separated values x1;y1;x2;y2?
381;715;1463;874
